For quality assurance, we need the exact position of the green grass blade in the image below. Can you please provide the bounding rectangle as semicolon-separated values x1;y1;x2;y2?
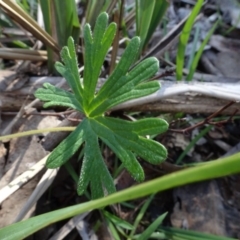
186;21;219;81
159;227;236;240
186;24;200;70
176;125;212;164
103;210;134;230
39;0;80;72
136;0;169;52
136;0;155;52
1;152;240;240
53;0;80;48
129;194;155;238
137;212;167;240
0;127;75;141
38;0;55;72
176;0;204;80
85;0;112;27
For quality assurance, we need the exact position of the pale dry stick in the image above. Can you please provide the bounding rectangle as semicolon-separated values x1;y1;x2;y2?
0;154;49;204
2;79;240;113
0;49;48;61
14;168;59;222
113;81;240;111
74;218;90;240
49;213;90;240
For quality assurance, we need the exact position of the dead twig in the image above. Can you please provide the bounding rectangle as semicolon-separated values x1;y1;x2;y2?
169;101;237;133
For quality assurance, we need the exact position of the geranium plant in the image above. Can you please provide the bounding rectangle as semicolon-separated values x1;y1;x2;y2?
35;12;168;199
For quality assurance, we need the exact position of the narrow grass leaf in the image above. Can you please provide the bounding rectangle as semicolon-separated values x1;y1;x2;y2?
144;0;169;48
103;210;134;230
85;0;111;27
136;0;155;52
136;0;169;52
105;218;121;240
2;152;240;240
129;194;155;238
186;24;200;70
186;21;219;81
176;125;212;164
53;0;80;48
176;0;204;80
159;227;236;240
137;212;167;240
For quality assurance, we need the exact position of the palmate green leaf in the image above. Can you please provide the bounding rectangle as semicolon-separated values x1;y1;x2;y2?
35;12;168;199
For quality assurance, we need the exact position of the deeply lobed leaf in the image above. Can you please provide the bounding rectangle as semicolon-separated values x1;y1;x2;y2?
83;12;116;108
35;83;83;111
35;12;169;199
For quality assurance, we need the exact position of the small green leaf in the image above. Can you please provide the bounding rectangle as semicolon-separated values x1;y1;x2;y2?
90;118;145;182
34;83;82;111
89;56;159;116
89;36;141;112
105;81;160;111
118;136;167;164
95;116;168;136
83;12;116;107
55;38;84;106
77;119;115;198
46;120;85;168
